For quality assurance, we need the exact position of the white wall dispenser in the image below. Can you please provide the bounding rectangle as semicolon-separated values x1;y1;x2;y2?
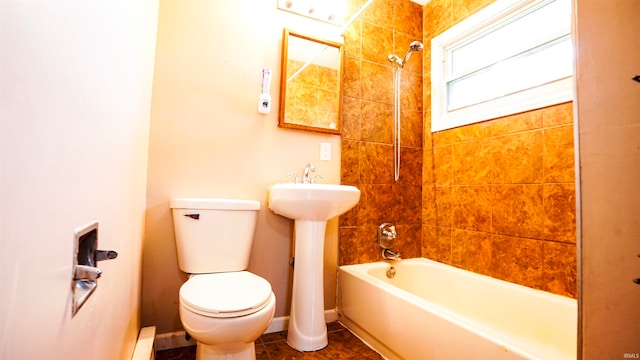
258;68;272;114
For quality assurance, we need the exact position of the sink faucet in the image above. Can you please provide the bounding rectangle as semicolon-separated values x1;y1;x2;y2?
302;163;315;184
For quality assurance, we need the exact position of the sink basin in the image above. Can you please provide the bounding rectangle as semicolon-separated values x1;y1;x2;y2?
267;182;361;351
268;183;360;221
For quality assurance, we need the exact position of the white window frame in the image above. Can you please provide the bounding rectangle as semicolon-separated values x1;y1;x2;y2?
431;0;573;132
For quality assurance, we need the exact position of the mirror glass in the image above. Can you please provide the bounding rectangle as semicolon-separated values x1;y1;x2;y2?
279;29;343;135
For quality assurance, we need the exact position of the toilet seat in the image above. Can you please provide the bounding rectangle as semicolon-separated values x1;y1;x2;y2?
180;271;272;318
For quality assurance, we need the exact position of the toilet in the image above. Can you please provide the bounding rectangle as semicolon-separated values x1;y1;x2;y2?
170;198;275;360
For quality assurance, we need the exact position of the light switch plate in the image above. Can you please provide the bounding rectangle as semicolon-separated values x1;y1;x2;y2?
320;142;331;161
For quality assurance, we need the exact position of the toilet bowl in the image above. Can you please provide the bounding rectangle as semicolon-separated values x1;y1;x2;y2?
179;272;276;359
170;198;275;360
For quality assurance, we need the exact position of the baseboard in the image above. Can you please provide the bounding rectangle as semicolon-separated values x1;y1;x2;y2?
155;329;196;351
266;308;338;333
132;326;157;360
156;308;338;351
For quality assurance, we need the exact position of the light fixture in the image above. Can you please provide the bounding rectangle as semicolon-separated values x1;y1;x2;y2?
277;0;344;26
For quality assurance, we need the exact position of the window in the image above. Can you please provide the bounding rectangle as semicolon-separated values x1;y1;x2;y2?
431;0;573;132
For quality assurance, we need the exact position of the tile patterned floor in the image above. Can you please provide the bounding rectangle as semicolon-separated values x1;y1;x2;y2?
156;322;383;360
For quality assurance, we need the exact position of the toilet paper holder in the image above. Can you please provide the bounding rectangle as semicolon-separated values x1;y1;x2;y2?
72;221;118;316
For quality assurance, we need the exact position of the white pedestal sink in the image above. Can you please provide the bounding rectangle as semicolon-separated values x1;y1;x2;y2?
268;183;361;351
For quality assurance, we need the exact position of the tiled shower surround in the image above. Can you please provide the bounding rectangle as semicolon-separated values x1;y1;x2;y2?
339;0;576;298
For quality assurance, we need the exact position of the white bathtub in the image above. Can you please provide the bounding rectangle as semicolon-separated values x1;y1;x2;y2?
338;258;576;360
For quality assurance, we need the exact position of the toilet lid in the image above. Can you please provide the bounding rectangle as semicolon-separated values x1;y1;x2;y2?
180;271;272;318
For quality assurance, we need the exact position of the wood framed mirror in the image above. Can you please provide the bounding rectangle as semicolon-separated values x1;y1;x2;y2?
279;29;344;135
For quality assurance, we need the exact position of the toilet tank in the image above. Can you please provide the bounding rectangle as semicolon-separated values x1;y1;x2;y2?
170;198;261;274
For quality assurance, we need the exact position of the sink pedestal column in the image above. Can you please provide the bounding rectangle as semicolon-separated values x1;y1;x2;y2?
287;219;328;351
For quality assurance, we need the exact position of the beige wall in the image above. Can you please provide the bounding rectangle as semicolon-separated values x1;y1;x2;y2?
142;0;342;334
575;0;640;356
0;1;158;359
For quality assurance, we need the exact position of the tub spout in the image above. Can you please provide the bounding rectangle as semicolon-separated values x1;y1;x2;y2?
382;248;401;262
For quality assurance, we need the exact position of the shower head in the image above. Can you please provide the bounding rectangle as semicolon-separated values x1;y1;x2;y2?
388;41;424;68
402;41;424;65
409;41;424;51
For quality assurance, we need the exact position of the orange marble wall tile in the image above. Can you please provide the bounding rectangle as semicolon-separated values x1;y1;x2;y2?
400;108;423;148
396;223;422;258
451;0;494;24
423;109;433;146
397;147;423;186
422;147;435;185
451;185;492;232
356;184;394;226
452;138;491;185
360;100;392;143
362;0;395;28
344;0;364;58
343;56;361;99
338;226;360;265
362;22;393;65
360;61;393;104
435;185;453;227
489;109;542;137
400;70;423;111
343;18;362;58
422;72;432;105
543;125;575;183
359;142;393;183
394;0;423;38
542;242;577;297
341;139;360;183
542;102;573;127
340;200;360;228
422;185;437;225
341;97;361;140
542;183;576;243
433;144;453;185
490;234;544;289
345;0;365;21
445;122;493;143
451;228;492;275
423;0;452;39
392;185;423;224
432;128;457;146
339;226;381;265
422;225;452;264
491;130;543;184
492;184;544;239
